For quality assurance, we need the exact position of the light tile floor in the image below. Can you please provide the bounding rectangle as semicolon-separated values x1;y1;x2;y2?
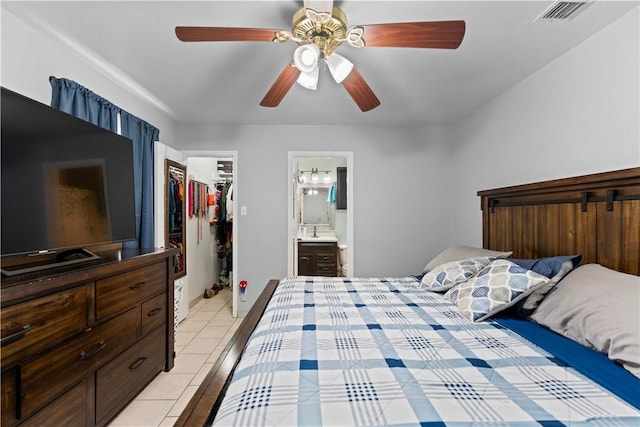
108;287;239;427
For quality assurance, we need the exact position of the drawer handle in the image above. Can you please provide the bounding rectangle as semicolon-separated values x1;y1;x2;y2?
130;281;147;291
129;357;148;371
79;341;106;361
1;324;31;346
147;307;163;317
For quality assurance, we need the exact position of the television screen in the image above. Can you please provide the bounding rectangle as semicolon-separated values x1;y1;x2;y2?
1;87;136;259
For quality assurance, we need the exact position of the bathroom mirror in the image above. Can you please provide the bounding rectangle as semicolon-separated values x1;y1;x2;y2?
300;186;331;225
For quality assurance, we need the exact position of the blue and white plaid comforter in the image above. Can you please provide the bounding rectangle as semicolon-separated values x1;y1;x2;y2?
212;276;640;426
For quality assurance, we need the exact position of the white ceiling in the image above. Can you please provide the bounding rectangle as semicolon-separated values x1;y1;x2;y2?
3;1;637;126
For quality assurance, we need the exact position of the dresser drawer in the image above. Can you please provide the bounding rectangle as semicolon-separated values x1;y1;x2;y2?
20;307;139;418
96;326;166;424
21;380;88;427
1;368;18;426
1;285;89;368
317;263;337;276
96;262;166;321
141;293;167;336
316;253;336;263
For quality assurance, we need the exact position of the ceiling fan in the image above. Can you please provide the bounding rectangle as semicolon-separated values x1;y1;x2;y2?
175;0;465;112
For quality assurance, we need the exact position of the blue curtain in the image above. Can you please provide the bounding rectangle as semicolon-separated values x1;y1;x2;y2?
49;77;159;249
50;77;119;132
121;111;159;249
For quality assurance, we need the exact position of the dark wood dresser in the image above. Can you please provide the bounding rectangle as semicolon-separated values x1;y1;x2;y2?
0;248;176;427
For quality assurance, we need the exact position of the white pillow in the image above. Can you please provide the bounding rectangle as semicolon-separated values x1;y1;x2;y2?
444;259;549;322
529;264;640;379
420;256;495;292
422;245;512;273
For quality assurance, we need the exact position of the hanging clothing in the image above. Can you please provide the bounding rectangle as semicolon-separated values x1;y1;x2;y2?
168;172;184;232
188;180;195;217
213;180;233;285
226;184;233;221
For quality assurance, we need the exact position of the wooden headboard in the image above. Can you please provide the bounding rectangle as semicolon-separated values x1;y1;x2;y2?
478;167;640;275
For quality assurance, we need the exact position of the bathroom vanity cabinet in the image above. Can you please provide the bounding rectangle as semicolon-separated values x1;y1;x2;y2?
298;241;338;277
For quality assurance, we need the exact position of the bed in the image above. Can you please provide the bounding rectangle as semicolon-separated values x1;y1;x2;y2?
176;167;640;426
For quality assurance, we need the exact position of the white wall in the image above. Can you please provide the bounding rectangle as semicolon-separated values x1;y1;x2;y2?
175;124;453;313
450;8;640;247
1;9;176;144
185;158;219;305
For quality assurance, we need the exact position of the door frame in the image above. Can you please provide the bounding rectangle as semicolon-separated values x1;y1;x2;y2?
184;150;239;317
287;151;354;277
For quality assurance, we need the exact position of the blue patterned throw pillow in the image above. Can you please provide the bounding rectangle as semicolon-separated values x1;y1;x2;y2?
420;256;495;292
444;259;549;322
509;255;582;316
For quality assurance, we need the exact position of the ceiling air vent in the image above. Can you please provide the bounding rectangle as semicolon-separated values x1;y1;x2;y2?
536;1;591;22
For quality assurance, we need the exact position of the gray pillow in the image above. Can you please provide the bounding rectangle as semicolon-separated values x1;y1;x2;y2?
422;245;512;273
529;264;640;379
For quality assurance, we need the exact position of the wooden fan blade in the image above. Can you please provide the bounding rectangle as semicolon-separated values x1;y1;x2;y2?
260;64;301;107
360;20;465;49
341;68;380;112
175;27;280;42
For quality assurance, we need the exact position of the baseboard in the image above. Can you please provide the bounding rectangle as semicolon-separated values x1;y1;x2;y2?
189;294;203;309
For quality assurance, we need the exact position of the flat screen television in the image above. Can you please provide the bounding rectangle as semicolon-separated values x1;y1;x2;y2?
1;87;136;275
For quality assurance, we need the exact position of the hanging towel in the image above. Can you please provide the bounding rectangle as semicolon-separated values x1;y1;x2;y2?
329;183;337;204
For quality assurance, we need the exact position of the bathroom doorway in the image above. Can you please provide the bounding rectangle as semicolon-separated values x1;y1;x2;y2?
287;151;354;277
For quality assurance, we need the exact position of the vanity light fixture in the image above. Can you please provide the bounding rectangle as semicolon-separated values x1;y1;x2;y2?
297;169;332;183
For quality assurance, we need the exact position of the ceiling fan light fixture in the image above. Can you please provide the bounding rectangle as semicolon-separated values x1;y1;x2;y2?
296;67;319;90
293;44;320;73
325;53;353;84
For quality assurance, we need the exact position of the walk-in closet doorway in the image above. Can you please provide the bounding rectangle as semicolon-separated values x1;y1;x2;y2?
184;151;239;317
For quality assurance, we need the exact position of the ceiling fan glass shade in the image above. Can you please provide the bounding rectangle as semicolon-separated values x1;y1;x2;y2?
293;44;320;73
296;67;319;90
325;53;354;84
